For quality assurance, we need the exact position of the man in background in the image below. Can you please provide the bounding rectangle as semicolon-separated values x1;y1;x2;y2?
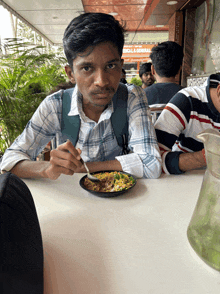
120;68;127;84
144;41;183;109
139;62;155;89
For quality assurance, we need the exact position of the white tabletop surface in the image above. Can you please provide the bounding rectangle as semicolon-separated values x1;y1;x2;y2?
23;170;220;294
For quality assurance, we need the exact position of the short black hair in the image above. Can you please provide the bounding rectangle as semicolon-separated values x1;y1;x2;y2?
150;41;183;78
63;13;125;68
122;68;126;74
139;63;152;78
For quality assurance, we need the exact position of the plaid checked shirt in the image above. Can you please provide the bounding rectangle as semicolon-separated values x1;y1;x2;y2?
1;84;161;178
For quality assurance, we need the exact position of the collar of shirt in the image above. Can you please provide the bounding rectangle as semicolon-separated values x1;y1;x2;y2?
67;84;114;123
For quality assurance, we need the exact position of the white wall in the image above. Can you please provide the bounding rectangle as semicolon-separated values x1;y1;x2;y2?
192;0;220;75
0;5;14;40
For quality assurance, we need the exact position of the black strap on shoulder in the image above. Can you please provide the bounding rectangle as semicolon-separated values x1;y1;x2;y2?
59;83;128;153
58;88;80;146
111;83;129;154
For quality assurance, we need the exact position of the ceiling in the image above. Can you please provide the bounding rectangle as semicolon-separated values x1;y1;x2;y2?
0;0;204;46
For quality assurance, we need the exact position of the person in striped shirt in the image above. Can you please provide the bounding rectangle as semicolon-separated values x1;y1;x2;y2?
155;74;220;174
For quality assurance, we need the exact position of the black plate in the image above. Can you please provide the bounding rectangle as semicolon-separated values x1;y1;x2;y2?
79;171;137;197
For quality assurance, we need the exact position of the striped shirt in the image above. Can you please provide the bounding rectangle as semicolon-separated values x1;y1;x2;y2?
0;83;162;178
155;74;220;174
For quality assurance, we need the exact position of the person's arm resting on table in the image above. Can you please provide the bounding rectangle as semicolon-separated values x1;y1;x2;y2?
9;141;83;180
178;151;205;172
0;95;85;180
5;140;122;180
155;92;206;174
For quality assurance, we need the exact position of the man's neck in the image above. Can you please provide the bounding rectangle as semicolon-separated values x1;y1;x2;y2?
155;76;177;84
82;103;107;123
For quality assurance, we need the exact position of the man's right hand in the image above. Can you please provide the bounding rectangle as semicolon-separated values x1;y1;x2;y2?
10;140;84;180
44;140;83;180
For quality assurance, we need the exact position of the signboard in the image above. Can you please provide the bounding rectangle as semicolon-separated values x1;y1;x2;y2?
122;44;155;63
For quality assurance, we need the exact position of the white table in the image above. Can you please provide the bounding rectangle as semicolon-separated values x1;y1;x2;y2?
23;170;220;294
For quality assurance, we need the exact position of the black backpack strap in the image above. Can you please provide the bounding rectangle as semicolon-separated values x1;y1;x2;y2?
111;83;129;154
54;88;80;146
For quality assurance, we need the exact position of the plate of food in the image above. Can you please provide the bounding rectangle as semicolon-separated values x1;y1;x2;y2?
79;171;137;197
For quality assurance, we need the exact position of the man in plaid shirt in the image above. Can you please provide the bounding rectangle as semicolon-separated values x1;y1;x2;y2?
0;13;161;180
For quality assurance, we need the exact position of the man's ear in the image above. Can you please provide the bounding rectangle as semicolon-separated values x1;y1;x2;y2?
217;84;220;98
151;64;156;75
121;59;124;67
65;65;75;83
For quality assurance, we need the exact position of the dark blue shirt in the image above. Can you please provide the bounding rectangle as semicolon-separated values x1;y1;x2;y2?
144;82;183;106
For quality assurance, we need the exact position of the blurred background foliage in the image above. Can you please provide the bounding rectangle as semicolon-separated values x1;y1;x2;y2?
0;38;68;156
130;77;142;87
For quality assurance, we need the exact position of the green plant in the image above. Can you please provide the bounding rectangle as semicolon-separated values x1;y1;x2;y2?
130;77;142;87
0;38;68;155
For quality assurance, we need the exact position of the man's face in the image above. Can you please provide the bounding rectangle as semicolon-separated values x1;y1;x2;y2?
69;42;123;109
141;71;155;87
121;72;126;80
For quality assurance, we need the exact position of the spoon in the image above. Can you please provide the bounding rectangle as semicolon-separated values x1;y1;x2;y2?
80;158;100;182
